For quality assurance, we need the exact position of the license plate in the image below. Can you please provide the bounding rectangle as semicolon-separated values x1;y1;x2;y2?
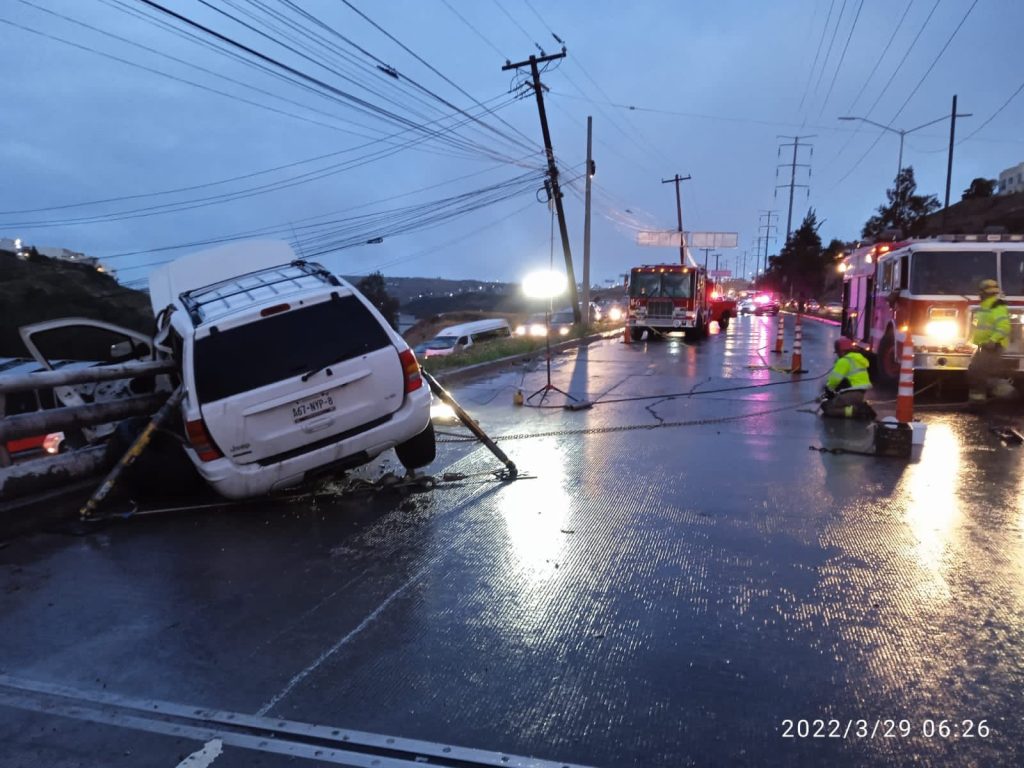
291;392;336;423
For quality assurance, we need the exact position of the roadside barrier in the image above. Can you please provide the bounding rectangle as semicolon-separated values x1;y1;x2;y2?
896;338;915;423
774;314;785;354
790;314;807;373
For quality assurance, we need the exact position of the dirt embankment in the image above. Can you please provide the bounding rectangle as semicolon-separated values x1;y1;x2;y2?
0;251;153;358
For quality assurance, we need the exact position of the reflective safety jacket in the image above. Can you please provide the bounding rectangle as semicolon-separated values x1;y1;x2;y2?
973;297;1011;348
827;351;871;391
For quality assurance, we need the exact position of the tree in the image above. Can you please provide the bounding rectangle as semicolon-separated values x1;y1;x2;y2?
961;177;996;201
861;166;940;239
356;271;400;329
765;208;828;299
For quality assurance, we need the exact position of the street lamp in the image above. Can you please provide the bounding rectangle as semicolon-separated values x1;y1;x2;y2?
838;114;956;191
521;269;576;405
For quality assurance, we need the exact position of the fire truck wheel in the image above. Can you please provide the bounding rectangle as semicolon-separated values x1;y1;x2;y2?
646;328;662;342
629;327;644;342
700;314;710;338
877;334;901;384
718;313;730;330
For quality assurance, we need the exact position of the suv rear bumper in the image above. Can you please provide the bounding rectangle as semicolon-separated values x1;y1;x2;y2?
190;387;431;499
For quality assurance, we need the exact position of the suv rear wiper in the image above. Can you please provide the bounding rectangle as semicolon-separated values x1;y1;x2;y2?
300;358;341;383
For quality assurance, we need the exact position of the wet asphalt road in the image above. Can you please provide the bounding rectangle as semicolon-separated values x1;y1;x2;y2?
1;314;1023;767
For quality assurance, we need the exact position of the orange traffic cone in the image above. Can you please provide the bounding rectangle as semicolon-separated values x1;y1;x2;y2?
790;313;807;373
896;338;914;423
623;324;631;344
773;313;785;354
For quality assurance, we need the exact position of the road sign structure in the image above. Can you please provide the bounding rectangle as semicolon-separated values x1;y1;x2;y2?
637;231;738;248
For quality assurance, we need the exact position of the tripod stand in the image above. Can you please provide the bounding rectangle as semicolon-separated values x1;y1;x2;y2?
526;309;577;405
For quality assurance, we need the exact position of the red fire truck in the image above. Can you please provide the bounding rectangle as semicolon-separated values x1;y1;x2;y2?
625;263;715;341
839;233;1024;382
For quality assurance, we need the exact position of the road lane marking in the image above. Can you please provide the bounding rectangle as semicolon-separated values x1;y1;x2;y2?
0;675;594;768
175;739;222;768
256;563;431;716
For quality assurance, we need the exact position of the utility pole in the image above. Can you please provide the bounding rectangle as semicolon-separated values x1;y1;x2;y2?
741;249;748;283
775;135;815;242
661;173;692;265
945;94;959;210
758;210;778;281
582;116;593;328
503;47;582;324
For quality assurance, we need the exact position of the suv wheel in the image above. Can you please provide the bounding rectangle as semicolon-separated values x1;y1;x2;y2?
396;422;436;470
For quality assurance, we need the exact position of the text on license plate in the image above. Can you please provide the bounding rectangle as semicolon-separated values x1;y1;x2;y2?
292;392;336;423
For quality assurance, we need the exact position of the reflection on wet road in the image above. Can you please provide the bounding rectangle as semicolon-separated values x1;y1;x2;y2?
1;315;1022;767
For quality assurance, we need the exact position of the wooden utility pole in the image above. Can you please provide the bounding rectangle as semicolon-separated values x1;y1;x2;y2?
582;116;593;329
661;173;691;265
503;48;581;324
944;94;958;210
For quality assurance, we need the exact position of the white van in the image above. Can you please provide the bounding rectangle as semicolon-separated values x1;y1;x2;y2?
147;241;434;499
419;319;512;358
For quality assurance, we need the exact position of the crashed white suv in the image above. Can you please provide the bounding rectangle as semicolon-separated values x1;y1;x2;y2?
149;241;434;499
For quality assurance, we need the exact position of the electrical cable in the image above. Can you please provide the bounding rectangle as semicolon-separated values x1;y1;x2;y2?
797;0;834;113
817;0;864;119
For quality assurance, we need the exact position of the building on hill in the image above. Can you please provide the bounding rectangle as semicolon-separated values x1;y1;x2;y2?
999;161;1024;195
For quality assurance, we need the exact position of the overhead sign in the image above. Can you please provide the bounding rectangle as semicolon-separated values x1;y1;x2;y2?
709;269;732;277
636;230;738;248
688;232;738;248
636;230;685;247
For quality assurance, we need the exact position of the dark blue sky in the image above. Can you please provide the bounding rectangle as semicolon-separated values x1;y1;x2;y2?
2;0;1022;288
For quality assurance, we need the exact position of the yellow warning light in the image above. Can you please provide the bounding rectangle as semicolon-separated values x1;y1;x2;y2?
900;324;909;332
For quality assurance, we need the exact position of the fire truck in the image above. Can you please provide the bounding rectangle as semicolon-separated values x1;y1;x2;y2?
839;233;1024;382
625;263;714;341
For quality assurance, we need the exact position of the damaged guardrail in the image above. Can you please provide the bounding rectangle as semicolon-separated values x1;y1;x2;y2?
0;361;171;501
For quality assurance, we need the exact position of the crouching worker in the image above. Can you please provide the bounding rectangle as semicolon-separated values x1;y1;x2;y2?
821;338;876;419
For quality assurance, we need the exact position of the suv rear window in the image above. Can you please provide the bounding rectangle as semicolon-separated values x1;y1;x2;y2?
194;295;391;403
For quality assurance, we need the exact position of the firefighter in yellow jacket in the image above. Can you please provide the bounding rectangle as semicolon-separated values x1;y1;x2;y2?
968;278;1012;402
821;338;875;419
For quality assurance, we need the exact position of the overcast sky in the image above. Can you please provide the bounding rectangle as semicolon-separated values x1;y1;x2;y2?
2;0;1022;288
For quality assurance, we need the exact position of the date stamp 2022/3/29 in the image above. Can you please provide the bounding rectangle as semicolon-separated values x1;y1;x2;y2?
781;718;992;740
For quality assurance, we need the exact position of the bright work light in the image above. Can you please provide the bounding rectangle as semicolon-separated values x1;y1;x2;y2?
522;269;566;300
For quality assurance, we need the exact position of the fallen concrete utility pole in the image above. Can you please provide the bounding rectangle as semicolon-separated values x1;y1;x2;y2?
0;360;175;394
80;385;186;521
0;446;108;501
0;394;167;444
421;370;518;480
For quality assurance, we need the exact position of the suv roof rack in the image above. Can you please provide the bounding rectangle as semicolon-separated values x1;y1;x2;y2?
180;260;340;326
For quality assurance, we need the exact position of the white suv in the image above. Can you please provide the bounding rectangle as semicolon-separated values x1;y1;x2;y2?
149;241;434;499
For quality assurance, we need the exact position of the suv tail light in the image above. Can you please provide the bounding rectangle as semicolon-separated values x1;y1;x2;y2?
398;349;423;393
185;418;223;462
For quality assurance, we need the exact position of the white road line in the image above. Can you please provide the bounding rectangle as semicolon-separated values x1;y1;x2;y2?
255;563;431;716
175;738;223;768
0;676;595;768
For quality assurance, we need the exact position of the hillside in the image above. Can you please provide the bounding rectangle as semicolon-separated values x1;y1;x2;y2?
917;193;1024;235
0;251;153;357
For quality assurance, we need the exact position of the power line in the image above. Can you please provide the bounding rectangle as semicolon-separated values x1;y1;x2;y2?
956;79;1024;145
817;0;864;119
845;0;914;114
808;0;847;116
797;0;835;113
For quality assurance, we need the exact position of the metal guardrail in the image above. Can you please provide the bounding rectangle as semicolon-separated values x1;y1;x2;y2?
1;361;173;501
0;360;175;394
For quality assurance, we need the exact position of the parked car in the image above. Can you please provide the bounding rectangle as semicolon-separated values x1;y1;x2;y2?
0;357;64;465
419;318;512;358
146;240;435;499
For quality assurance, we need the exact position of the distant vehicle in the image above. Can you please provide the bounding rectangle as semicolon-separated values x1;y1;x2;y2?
752;294;780;316
548;309;576;336
707;283;736;329
421;318;512;358
805;299;821;312
823;301;843;317
147;240;435;499
738;299;756;315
